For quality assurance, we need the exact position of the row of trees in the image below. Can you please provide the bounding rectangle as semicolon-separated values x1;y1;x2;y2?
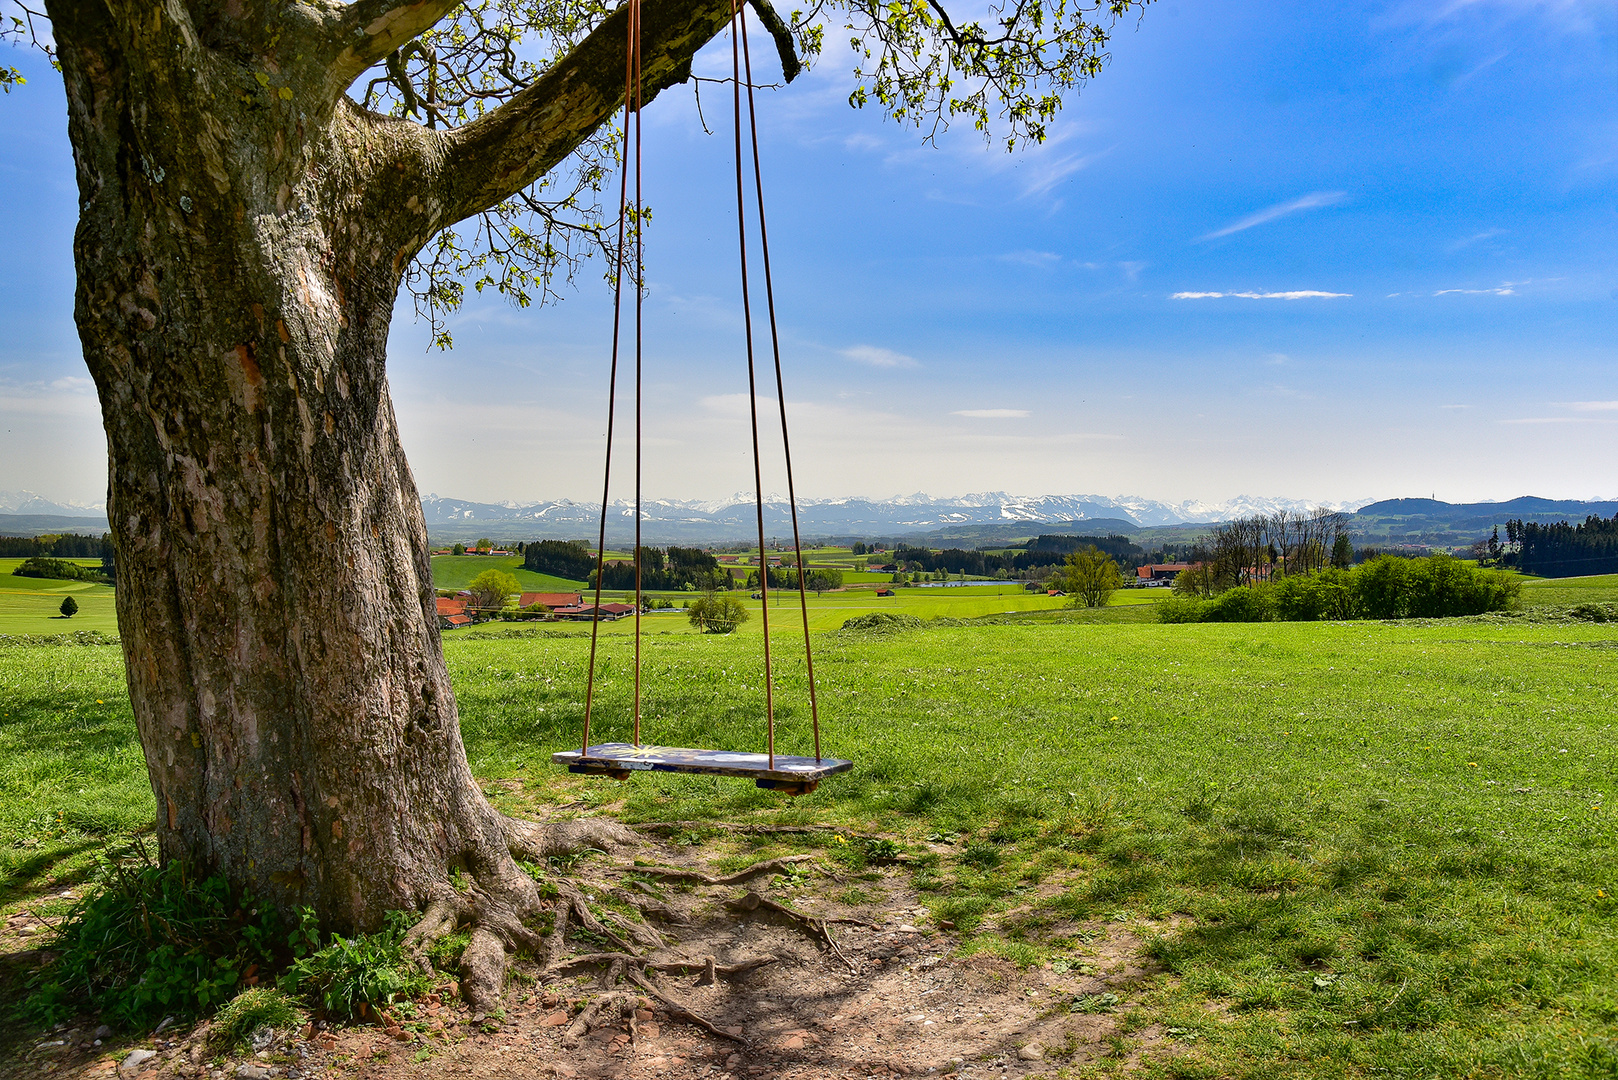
1175;509;1350;596
887;534;1142;578
0;533;116;582
1161;554;1520;623
592;546;725;591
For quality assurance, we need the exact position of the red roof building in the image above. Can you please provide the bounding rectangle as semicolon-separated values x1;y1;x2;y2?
1137;563;1192;581
518;592;582;610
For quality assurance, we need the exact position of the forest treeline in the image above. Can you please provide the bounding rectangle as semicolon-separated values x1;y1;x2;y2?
1500;515;1618;578
888;535;1142;576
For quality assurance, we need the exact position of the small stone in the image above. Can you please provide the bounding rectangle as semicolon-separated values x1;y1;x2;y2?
781;1037;805;1050
897;925;919;934
552;1066;578;1078
1018;1043;1044;1061
122;1049;159;1072
17;925;38;937
540;1011;569;1027
725;1055;743;1068
96;1025;114;1040
635;1009;655;1022
236;1066;274;1080
641;1023;661;1038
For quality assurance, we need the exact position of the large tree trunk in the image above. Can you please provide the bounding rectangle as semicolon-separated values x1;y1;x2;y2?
44;0;741;1003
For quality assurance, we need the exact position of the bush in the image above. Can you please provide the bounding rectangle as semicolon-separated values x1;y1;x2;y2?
1157;555;1521;624
14;556;109;584
26;854;287;1030
59;595;79;617
279;910;431;1020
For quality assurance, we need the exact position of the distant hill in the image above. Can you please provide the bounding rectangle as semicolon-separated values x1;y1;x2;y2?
0;514;110;537
1349;497;1618;548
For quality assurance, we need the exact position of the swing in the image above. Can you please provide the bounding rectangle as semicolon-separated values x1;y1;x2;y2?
551;0;852;798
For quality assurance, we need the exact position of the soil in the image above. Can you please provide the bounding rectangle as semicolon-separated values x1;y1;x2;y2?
3;827;1170;1080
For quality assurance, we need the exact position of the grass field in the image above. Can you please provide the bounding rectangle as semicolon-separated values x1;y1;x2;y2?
3;600;1617;1075
0;558;118;636
429;553;586;593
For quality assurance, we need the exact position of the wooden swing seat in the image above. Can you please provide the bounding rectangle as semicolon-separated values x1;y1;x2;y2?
552;743;853;796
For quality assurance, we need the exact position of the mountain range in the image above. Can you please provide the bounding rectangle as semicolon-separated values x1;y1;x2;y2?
416;492;1376;543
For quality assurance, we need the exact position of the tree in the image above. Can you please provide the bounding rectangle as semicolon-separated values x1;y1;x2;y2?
468;569;520;613
475;538;493;554
806;568;844;595
59;595;79;618
687;594;750;633
10;0;1150;1009
451;543;467;556
1330;533;1353;570
1058;546;1121;608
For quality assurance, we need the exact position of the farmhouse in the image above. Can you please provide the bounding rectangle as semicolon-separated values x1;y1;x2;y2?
1137;563;1192;582
518;592;581;610
875;588;895;597
550;602;636;622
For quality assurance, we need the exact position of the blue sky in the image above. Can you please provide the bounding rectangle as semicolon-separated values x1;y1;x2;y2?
2;0;1615;507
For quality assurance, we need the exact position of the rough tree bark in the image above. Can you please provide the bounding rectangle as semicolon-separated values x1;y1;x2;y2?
44;0;754;1007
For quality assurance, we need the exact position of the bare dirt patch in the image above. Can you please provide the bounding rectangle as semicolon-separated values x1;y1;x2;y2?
6;828;1167;1080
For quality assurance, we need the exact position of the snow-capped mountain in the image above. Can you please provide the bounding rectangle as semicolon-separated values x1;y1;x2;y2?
0;489;107;516
418;492;1375;542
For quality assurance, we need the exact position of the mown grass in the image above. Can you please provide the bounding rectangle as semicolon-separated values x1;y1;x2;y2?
1522;573;1618;608
2;607;1615;1075
0;558;118;636
428;553;584;592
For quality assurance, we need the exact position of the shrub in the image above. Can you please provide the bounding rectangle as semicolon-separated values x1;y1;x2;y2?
59;595;79;618
26;854;287;1030
1155;597;1207;623
14;556;109;584
1201;586;1274;623
279;910;430;1020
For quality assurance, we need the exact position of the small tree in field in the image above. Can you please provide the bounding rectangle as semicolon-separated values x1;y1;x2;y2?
59;596;79;618
806;569;844;596
688;595;750;634
1060;546;1122;608
468;570;520;614
451;543;467;556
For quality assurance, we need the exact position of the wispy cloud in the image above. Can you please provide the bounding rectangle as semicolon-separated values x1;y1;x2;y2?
1000;250;1062;268
840;344;920;369
953;409;1031;419
1198;191;1347;241
1434;282;1518;295
1446;228;1506;251
1564;401;1618;412
1172;290;1352;300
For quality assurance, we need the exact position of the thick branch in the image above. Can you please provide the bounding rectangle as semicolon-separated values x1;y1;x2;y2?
326;0;464;89
434;0;739;223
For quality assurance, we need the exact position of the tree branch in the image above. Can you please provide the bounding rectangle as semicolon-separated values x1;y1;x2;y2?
433;0;740;225
326;0;465;89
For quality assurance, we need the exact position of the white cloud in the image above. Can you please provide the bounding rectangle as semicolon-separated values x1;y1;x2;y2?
1172;290;1352;300
1001;250;1062;268
1434;283;1517;295
952;409;1031;419
1198;191;1347;241
840;344;920;369
1566;401;1618;411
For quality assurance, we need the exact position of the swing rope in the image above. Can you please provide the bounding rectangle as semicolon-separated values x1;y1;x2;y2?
581;0;642;756
735;0;823;763
579;0;823;772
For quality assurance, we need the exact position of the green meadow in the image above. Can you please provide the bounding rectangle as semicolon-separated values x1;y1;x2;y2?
2;576;1617;1075
0;558;118;636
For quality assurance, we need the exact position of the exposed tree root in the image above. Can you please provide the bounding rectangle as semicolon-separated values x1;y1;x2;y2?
635;855;815;886
632;821;881;840
562;989;639;1048
723;889;859;973
549;951;778;979
628;968;748;1044
504;814;639;861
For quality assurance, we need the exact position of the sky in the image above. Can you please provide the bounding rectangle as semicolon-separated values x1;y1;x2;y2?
1;0;1615;508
